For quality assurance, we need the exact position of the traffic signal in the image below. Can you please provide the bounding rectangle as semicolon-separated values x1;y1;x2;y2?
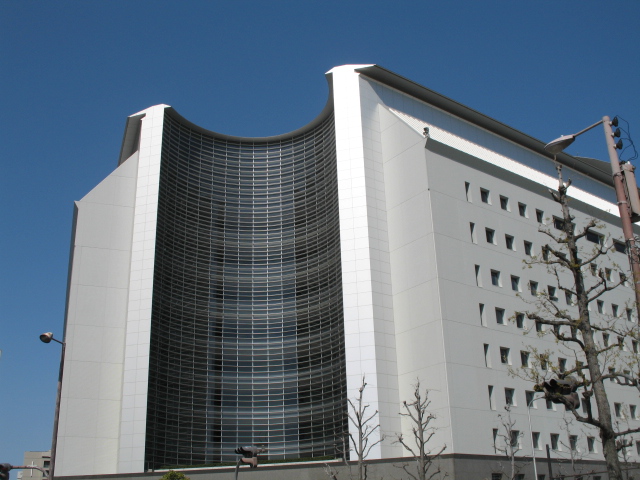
537;376;580;410
234;446;259;468
0;463;12;480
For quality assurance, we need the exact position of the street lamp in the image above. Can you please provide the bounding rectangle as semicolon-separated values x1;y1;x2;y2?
527;393;545;480
544;116;640;316
39;333;65;480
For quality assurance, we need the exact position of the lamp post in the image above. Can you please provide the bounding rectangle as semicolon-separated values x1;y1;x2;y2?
39;333;65;480
527;393;545;480
544;116;640;317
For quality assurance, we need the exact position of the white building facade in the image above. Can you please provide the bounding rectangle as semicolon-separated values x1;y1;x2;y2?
56;65;640;477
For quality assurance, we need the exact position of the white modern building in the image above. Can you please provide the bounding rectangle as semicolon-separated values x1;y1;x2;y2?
56;64;639;478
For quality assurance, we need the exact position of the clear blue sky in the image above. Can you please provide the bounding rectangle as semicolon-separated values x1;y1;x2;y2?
2;0;639;467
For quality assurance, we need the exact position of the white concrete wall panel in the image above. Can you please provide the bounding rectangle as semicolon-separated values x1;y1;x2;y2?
57;149;139;475
118;105;167;473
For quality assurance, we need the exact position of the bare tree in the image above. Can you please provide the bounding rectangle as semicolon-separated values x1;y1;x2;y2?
394;381;446;480
326;377;383;480
556;415;591;479
493;405;524;480
516;165;640;480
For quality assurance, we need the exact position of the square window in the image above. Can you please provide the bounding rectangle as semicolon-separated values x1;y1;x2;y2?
586;230;603;244
520;351;529;367
518;202;527;217
500;347;510;364
530;281;538;295
516;313;525;329
505;388;515;406
486;228;496;244
536;209;544;223
505;234;515;250
511;275;520;292
481;188;491;204
500;195;509;211
614;240;627;254
553;217;565;230
496;307;505;324
491;270;501;287
524;241;533;256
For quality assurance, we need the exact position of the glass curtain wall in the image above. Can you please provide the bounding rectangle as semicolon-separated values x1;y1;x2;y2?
145;110;347;468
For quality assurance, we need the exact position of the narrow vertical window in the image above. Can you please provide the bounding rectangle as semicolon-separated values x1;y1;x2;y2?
505;388;515;406
485;228;496;244
520;351;529;367
551;433;560;450
500;347;510;364
588;437;596;453
495;307;505;325
500;195;509;211
518;202;527;217
480;188;490;204
470;222;477;243
558;358;567;372
525;390;535;407
511;275;520;292
516;313;525;329
569;435;578;451
532;432;540;449
489;386;495;410
465;181;472;202
505;234;515;250
491;270;501;287
475;265;482;287
536;209;544;223
479;303;486;326
524;241;533;256
484;344;491;367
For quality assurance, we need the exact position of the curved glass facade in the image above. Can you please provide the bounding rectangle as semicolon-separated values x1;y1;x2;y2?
145;110;347;468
